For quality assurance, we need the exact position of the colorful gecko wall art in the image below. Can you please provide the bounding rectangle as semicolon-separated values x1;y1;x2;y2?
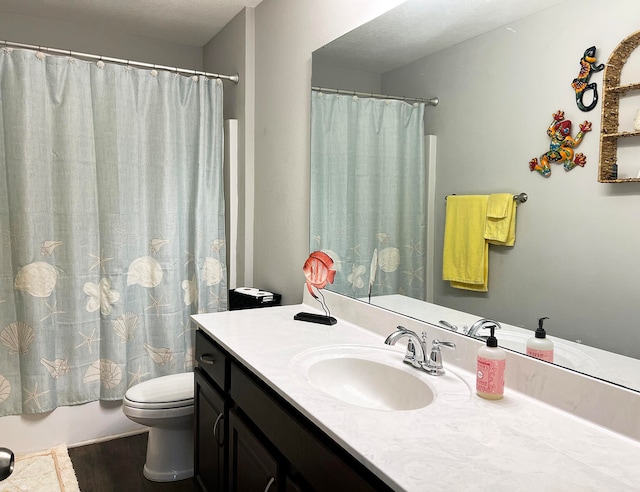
571;46;605;112
529;110;591;178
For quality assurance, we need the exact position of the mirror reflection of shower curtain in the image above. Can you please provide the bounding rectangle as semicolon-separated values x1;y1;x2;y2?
311;91;426;300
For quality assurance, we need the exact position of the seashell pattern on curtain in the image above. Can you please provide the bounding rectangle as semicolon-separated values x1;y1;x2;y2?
310;91;426;300
0;48;227;416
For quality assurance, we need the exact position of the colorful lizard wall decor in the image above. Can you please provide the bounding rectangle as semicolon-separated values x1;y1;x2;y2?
529;110;592;177
571;46;605;112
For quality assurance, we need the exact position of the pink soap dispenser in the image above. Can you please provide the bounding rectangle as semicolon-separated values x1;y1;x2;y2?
476;325;506;400
526;317;554;363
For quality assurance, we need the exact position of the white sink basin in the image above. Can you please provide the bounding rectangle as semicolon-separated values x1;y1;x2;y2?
306;356;434;411
290;345;470;411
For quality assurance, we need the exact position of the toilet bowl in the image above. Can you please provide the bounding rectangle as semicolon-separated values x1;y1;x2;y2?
122;372;194;482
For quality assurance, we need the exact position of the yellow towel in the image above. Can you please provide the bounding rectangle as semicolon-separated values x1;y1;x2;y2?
442;195;489;292
484;193;517;246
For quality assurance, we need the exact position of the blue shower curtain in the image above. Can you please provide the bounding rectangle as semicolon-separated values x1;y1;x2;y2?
310;90;426;300
0;48;227;416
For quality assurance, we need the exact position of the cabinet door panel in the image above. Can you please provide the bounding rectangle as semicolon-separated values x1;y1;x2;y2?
229;409;279;492
230;363;391;491
285;476;306;491
195;369;226;492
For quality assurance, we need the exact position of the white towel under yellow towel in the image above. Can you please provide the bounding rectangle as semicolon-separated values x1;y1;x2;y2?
484;193;517;246
442;195;489;292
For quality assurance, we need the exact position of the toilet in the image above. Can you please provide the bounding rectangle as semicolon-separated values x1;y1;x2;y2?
122;372;194;482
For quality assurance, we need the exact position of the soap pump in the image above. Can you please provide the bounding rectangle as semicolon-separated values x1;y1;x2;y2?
476;325;506;400
526;317;554;363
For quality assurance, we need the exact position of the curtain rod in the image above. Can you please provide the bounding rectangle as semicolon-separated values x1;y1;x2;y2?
2;40;239;84
312;86;438;106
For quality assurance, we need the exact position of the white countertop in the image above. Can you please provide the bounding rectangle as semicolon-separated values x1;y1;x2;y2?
192;301;640;491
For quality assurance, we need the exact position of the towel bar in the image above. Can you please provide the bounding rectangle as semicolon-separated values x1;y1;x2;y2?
445;193;528;203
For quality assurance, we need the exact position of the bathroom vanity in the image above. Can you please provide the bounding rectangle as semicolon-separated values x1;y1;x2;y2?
192;292;640;491
193;328;390;491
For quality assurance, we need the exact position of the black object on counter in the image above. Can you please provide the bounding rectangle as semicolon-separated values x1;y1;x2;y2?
229;288;282;311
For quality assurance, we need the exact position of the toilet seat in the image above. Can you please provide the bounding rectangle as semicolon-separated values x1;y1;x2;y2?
123;397;193;410
124;372;194;410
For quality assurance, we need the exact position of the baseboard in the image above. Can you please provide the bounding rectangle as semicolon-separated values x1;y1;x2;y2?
67;427;149;449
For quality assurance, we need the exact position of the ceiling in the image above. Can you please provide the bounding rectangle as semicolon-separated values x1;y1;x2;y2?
313;0;564;74
0;0;264;47
0;0;565;64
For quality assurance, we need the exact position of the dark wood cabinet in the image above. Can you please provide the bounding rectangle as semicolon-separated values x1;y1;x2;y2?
194;330;229;492
194;329;393;492
194;369;226;492
229;409;279;491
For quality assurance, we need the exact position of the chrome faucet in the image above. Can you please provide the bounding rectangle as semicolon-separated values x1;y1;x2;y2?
467;318;502;338
384;326;427;369
385;327;455;375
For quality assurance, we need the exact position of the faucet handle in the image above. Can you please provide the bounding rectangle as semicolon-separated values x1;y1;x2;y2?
420;331;429;357
433;339;456;350
425;339;456;376
438;320;459;332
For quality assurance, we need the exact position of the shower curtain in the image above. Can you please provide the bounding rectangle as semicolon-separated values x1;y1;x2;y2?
0;48;227;416
310;90;426;300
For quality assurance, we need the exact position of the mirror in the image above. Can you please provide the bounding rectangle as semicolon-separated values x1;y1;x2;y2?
311;0;640;392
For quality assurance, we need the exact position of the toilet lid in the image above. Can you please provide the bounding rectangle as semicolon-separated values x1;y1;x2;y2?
124;372;194;408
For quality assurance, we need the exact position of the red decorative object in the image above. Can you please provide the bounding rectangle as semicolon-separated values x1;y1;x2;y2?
295;251;337;325
302;251;336;299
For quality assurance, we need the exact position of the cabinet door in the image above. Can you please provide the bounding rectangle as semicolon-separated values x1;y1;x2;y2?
285;476;306;491
229;409;279;492
195;369;227;492
231;364;391;491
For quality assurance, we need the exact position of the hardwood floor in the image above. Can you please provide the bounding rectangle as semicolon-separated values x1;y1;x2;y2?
68;432;196;491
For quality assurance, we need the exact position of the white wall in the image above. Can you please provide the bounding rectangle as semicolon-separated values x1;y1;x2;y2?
0;11;202;69
204;8;256;288
1;401;145;454
311;61;382;93
252;0;407;304
381;0;640;357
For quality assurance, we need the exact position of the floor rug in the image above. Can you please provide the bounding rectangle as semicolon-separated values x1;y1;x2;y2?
0;444;80;492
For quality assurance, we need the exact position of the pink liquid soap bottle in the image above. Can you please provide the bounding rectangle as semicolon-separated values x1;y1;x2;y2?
526;317;554;363
476;325;506;400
